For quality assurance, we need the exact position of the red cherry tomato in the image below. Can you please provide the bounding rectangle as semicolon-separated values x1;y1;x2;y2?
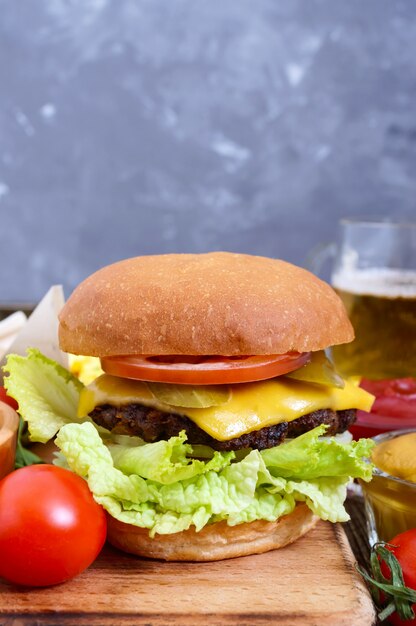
0;386;18;410
389;611;416;625
0;465;107;586
101;352;311;385
381;529;416;625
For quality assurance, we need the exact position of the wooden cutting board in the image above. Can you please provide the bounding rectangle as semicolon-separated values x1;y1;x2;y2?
0;520;375;626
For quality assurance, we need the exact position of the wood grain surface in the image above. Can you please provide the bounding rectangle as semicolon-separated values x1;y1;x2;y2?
0;520;375;626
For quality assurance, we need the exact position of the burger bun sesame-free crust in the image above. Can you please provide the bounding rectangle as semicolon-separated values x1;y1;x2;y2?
106;504;319;561
59;252;353;357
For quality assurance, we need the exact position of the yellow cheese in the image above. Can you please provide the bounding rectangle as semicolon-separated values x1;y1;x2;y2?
68;354;103;385
79;374;374;441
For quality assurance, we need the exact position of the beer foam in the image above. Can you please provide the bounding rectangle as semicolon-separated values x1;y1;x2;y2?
332;268;416;297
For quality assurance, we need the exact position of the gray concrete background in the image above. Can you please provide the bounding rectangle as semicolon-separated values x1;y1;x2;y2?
0;0;415;302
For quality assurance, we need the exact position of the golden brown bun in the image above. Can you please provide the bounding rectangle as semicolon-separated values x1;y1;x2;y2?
106;504;318;561
59;252;353;356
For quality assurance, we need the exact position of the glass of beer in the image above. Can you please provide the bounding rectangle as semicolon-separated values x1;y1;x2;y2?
331;220;416;379
318;219;416;437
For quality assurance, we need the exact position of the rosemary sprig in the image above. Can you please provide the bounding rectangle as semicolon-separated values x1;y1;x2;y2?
357;542;416;622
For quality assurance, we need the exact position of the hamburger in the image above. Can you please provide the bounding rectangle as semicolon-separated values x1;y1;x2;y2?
4;252;374;561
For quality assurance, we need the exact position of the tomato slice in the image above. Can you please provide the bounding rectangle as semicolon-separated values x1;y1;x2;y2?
100;352;311;385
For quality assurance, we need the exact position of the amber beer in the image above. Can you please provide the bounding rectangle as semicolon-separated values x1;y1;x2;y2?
331;268;416;379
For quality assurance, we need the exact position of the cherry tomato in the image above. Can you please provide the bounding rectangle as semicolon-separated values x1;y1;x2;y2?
101;352;311;385
389;611;416;625
0;386;18;410
381;529;416;625
0;465;107;586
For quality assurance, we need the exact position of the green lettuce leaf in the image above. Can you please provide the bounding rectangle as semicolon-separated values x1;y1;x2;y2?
260;424;374;482
55;421;373;536
109;431;235;484
287;478;350;523
3;349;84;442
56;423;298;536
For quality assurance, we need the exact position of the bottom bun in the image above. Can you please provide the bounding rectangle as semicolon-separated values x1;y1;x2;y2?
106;504;319;562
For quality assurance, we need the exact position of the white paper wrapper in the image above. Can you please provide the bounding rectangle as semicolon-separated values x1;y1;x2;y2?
0;285;67;383
0;311;27;357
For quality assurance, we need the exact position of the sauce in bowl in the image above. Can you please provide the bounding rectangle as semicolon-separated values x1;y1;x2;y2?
360;429;416;543
372;432;416;482
0;401;19;479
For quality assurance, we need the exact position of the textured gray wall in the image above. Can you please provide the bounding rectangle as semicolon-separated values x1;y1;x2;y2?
1;0;415;301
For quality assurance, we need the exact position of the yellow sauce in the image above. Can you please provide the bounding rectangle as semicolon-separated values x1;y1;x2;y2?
360;432;416;542
372;433;416;482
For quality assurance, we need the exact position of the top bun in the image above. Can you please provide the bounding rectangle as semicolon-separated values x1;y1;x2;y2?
59;252;354;356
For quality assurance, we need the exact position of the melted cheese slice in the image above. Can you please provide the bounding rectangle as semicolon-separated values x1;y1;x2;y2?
79;374;374;441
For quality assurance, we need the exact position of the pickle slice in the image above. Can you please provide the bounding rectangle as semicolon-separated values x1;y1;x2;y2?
148;382;230;408
285;350;345;388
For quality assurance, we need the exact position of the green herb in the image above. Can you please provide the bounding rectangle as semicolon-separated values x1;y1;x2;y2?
357;542;416;622
15;418;44;469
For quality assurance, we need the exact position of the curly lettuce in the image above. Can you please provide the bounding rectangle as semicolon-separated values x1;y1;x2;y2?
3;349;83;442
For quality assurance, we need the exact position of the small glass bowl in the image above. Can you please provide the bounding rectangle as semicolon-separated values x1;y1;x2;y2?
359;429;416;545
0;401;19;480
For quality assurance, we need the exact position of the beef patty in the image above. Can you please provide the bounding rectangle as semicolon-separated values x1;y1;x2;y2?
89;404;356;451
